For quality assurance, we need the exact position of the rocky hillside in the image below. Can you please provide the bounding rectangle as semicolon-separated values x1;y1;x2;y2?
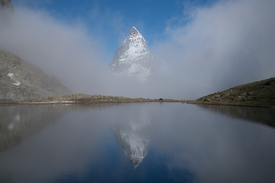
196;77;275;107
0;50;71;101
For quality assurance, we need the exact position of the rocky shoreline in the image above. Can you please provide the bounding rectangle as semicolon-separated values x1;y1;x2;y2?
0;94;186;105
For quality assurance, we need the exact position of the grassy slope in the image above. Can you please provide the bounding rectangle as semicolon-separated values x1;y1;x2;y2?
195;77;275;107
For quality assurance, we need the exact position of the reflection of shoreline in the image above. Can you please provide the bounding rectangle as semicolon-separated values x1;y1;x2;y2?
0;103;123;152
112;121;153;168
197;104;275;127
0;105;67;152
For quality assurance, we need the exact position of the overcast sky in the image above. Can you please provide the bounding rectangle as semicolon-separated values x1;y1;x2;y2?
0;0;274;99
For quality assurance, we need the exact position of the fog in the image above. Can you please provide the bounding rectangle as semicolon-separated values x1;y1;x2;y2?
153;0;275;97
0;0;274;99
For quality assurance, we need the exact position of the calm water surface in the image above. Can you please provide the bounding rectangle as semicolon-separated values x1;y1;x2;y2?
0;103;275;183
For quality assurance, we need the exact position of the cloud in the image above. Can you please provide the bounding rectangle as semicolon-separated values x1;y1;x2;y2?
153;0;275;97
0;0;275;100
0;7;107;92
0;6;174;99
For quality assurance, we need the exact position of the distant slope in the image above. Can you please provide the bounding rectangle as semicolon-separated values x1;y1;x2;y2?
0;50;71;101
196;77;275;107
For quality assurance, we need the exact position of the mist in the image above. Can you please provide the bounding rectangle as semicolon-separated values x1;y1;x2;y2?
0;0;275;99
153;0;275;97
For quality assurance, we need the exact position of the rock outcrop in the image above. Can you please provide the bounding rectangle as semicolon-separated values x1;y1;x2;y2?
0;50;72;101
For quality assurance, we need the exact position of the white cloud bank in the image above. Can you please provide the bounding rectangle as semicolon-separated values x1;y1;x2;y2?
153;0;275;97
0;0;275;99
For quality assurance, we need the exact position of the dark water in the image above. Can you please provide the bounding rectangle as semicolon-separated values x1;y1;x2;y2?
0;103;275;183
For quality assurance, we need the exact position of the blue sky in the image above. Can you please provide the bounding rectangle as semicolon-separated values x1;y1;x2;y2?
12;0;219;62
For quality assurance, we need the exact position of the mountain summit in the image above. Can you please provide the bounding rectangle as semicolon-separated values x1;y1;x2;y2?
109;27;158;80
0;0;13;10
130;26;139;35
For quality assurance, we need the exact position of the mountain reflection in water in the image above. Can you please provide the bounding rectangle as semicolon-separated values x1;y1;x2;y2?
0;105;67;151
1;103;275;183
112;119;153;168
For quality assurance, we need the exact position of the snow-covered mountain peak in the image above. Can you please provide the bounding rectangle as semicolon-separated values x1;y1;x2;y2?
130;26;140;36
109;27;158;81
127;27;147;47
112;120;152;169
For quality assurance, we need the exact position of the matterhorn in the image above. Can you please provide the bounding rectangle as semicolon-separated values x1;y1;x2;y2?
112;121;152;169
109;27;158;80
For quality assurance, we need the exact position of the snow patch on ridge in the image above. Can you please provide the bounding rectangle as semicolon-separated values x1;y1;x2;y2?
12;81;21;86
7;72;21;86
7;73;14;78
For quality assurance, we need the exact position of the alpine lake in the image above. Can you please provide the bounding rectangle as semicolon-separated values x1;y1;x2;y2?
1;102;275;183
